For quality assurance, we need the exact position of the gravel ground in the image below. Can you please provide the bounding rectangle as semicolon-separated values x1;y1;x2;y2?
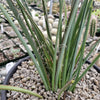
5;59;100;100
7;60;63;100
0;35;100;100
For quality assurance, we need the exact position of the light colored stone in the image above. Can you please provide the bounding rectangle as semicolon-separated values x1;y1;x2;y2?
19;44;32;52
74;95;78;100
14;20;20;27
38;20;43;26
86;74;90;79
49;23;52;30
22;78;27;83
62;32;64;37
38;26;43;31
42;20;52;30
31;85;36;89
6;62;15;73
0;70;7;75
48;14;54;19
52;36;56;44
55;19;59;22
43;19;46;30
41;16;44;20
28;60;34;66
93;79;99;86
20;74;24;78
48;18;53;24
53;21;58;28
62;25;65;32
0;80;2;83
33;17;39;22
92;85;98;92
91;53;100;67
43;31;48;38
31;10;36;18
51;28;57;35
1;24;4;33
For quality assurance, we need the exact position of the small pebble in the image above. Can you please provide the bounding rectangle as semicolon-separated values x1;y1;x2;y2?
53;21;58;28
48;18;53;24
38;20;43;26
33;17;39;22
51;28;57;35
22;78;27;83
52;36;56;44
43;31;48;38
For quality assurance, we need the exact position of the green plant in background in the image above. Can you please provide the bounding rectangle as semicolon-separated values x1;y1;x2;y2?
37;4;41;7
26;0;33;4
97;28;100;32
34;0;37;4
0;18;2;23
0;35;4;39
90;19;97;37
0;0;100;99
10;47;20;58
35;13;39;17
92;9;100;18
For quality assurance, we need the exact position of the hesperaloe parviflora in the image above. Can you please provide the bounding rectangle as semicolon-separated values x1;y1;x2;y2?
0;0;100;99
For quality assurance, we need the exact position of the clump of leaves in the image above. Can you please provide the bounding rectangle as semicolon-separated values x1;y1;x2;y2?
0;0;100;99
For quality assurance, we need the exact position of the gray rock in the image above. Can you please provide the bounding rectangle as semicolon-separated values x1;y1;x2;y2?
22;78;27;83
0;69;7;75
